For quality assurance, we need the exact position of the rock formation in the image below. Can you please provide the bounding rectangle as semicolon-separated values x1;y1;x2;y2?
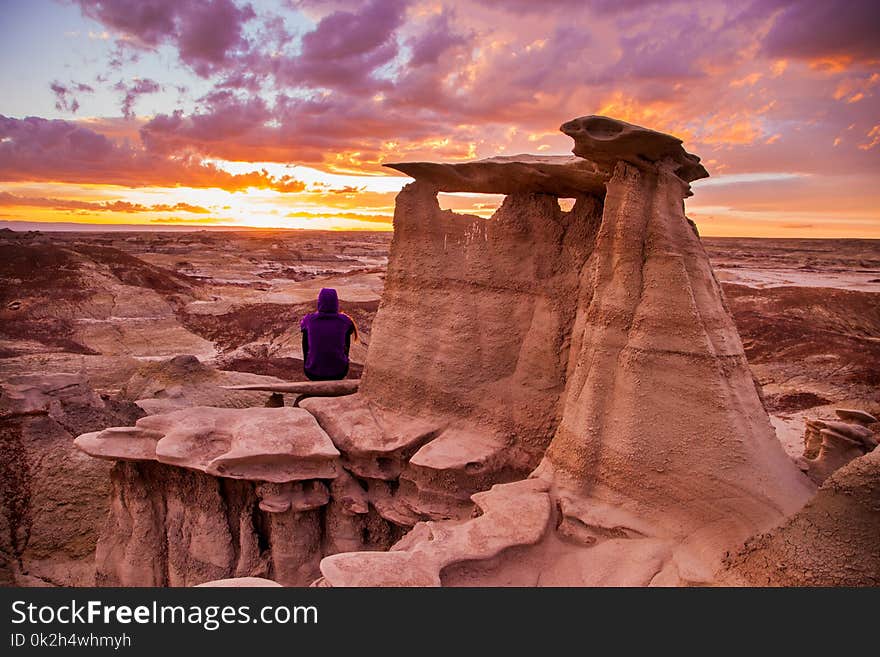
316;115;817;586
75;406;408;585
75;115;876;587
0;373;143;586
121;354;283;414
721;447;880;586
798;409;877;484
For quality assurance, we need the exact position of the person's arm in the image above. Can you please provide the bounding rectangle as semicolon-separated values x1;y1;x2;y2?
345;325;353;356
301;329;309;363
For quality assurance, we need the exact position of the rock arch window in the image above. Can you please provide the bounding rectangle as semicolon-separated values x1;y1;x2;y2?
557;197;577;212
437;192;506;218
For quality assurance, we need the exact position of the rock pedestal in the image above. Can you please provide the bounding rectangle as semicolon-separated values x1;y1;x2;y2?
317;115;817;586
76;115;876;587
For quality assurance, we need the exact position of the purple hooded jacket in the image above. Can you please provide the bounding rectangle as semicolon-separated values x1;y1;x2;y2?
299;288;354;380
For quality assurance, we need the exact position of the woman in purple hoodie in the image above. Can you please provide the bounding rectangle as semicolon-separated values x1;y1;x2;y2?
299;288;358;381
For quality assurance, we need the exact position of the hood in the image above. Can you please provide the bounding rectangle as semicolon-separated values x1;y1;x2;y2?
317;287;339;313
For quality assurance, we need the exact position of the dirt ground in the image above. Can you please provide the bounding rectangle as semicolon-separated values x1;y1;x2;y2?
1;228;877;433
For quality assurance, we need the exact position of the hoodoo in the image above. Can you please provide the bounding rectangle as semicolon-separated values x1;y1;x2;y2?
74;116;876;587
317;115;816;586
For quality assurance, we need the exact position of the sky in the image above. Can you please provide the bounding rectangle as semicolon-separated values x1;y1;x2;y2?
0;0;878;237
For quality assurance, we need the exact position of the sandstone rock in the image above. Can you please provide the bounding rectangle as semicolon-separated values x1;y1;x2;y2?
561;115;708;184
322;499;407;558
799;414;876;484
96;461;305;586
256;480;330;513
360;187;600;473
320;114;814;586
95;459;401;587
317;478;553;586
530;157;814;579
195;577;282;587
122;355;282;413
721;449;880;586
75;406;340;483
328;469;369;515
0;373;105;418
300;394;441;480
75;426;164;462
835;408;878;426
364;478;424;526
0;373;143;586
222;380;360;396
385;155;608;196
400;427;526;520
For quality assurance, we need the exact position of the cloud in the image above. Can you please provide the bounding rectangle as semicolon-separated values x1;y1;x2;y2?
0;115;307;192
138;89;467;169
49;81;95;114
762;0;880;64
74;0;257;76
405;8;468;68
139;92;273;156
114;78;162;118
275;0;407;94
476;0;662;13
285;210;391;224
5;0;875;238
0;191;211;214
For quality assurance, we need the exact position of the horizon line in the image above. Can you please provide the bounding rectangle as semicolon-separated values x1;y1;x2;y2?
2;220;879;241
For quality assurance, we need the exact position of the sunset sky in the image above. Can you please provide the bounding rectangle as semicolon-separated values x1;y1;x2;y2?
1;0;878;236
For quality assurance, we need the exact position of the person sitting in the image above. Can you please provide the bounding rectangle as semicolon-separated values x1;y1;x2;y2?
299;287;358;381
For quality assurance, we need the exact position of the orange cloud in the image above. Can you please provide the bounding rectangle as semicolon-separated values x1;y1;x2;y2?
0;191;211;214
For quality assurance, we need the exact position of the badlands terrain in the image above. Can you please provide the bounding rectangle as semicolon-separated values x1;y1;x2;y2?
2;113;880;594
2;229;875;453
1;226;877;587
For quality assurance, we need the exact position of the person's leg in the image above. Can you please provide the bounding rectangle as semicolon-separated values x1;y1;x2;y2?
304;367;347;381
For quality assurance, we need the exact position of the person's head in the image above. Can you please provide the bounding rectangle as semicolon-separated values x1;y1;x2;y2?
317;287;339;313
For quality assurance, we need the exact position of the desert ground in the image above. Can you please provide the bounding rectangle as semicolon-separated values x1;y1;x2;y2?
1;226;877;586
3;229;876;425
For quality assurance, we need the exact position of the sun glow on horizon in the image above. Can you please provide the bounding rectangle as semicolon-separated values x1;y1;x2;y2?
2;162;878;237
1;0;877;238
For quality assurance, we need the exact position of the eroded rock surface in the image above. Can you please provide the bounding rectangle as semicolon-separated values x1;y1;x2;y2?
721;448;880;586
77;405;413;586
0;373;143;586
798;410;877;484
318;478;553;586
312;115;818;586
74;115;875;587
561;115;708;184
122;354;283;414
385;155;607;196
361;184;601;477
76;406;340;482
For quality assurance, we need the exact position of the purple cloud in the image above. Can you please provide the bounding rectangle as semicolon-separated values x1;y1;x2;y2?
405;9;469;68
114;78;162;118
276;0;407;93
74;0;256;76
762;0;880;63
49;81;95;114
0;115;305;191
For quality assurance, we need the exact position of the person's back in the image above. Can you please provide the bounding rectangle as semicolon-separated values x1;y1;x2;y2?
299;288;356;380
